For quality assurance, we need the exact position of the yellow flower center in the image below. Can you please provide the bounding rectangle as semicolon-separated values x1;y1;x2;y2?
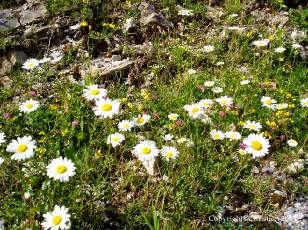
251;140;262;151
55;165;67;174
265;100;272;105
137;117;145;124
214;133;220;139
17;144;28;153
26;103;33;109
230;134;236;139
142;147;151;154
166;151;174;158
101;103;112;111
52;215;62;225
123;123;130;128
249;124;256;129
220;100;228;105
202;102;209;107
191;107;200;113
90;88;100;96
112;137;120;142
28;63;34;68
304;101;308;105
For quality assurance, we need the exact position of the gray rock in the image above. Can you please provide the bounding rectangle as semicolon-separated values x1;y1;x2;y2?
81;57;134;78
139;1;173;29
122;17;136;33
0;50;27;76
19;3;47;26
0;57;12;76
0;75;13;88
0;3;47;32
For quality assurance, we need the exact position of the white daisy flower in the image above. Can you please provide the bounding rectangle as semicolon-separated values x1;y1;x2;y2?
132;140;159;161
22;58;40;70
41;205;71;230
133;114;151;126
107;133;125;147
0;157;4;166
274;47;286;53
19;99;40;113
69;23;80;30
201;45;215;53
287;139;298;147
178;9;194;16
252;39;270;48
187;69;197;75
46;157;76;182
261;96;277;109
225;131;242;140
39;57;51;64
198;99;213;109
215;96;233;107
93;98;120;119
183;103;204;119
292;43;302;49
300;98;308;108
210;129;225;140
168;113;179;121
82;85;107;101
212;87;223;93
118;120;134;132
161;146;179;161
163;134;174;141
216;61;225;66
243;133;270;158
275;103;288;110
204;81;215;87
243;121;262;131
177;137;188;144
240;80;250;85
0;132;5;145
6;136;36;161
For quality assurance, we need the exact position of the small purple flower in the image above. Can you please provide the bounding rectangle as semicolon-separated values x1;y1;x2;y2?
3;113;11;120
71;119;79;128
240;143;247;150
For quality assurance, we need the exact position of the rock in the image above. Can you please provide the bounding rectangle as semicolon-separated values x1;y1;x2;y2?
0;76;13;88
0;9;20;31
82;57;134;78
122;17;136;33
19;3;47;26
0;2;47;32
141;156;160;176
8;50;28;66
111;55;121;62
287;159;305;174
139;1;173;29
0;57;12;76
0;50;27;76
277;195;308;230
271;190;288;205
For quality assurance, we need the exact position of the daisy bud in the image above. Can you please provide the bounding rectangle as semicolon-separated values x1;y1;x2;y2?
219;111;226;118
152;112;160;120
239;143;247;150
280;135;287;141
71;119;79;128
29;90;37;97
24;192;31;200
176;119;184;127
